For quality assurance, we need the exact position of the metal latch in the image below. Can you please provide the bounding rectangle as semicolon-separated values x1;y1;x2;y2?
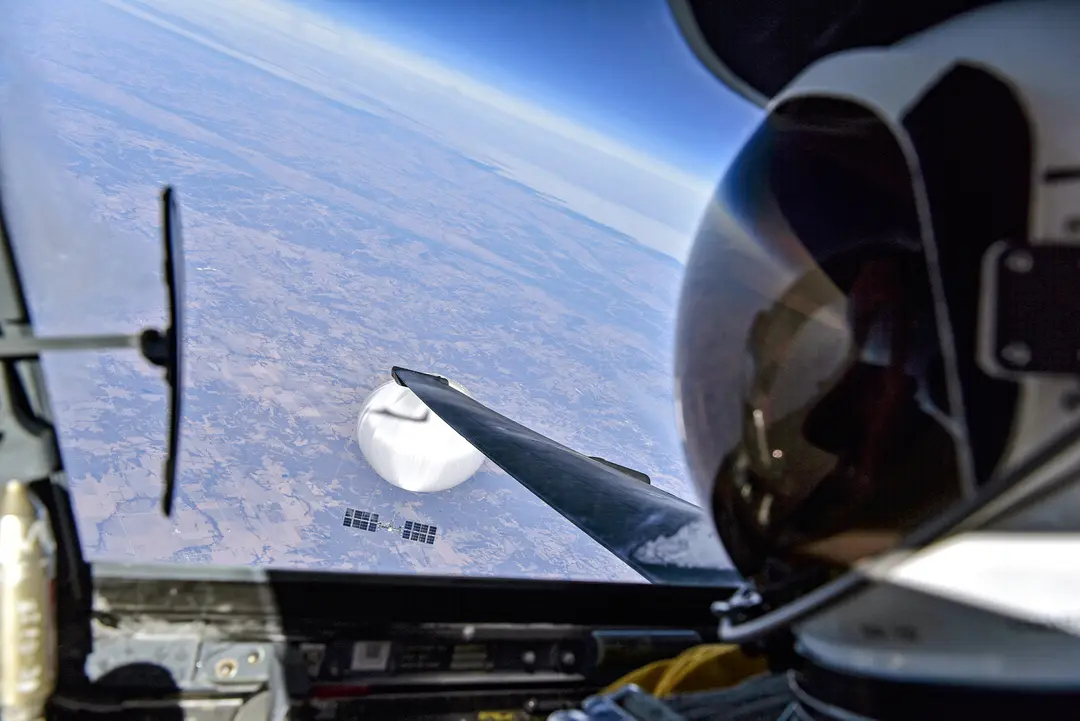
980;240;1080;377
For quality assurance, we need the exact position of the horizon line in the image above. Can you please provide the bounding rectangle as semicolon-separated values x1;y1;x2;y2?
107;0;718;197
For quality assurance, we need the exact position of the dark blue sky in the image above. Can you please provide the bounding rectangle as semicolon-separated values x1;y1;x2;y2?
300;0;761;182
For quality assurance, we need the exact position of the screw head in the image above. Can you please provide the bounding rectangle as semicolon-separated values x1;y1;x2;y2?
1001;342;1031;367
1005;250;1033;273
215;659;238;679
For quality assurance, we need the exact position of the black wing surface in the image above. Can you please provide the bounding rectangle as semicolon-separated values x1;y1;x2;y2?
391;367;740;587
589;456;652;485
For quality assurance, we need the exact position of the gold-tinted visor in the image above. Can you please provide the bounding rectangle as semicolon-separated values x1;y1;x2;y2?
677;98;965;579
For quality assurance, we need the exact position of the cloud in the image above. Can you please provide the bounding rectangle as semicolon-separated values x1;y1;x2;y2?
633;519;732;569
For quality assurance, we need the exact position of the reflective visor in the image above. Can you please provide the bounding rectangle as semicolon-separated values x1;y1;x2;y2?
676;97;966;582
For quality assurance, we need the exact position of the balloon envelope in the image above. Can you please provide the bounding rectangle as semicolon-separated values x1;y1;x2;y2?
357;379;485;492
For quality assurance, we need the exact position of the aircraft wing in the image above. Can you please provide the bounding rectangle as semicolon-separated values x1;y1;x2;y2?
391;367;741;587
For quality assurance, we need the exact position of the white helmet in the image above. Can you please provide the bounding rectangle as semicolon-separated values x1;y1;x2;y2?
670;0;1080;713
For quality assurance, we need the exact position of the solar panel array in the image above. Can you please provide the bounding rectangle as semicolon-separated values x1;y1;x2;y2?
343;508;379;532
341;509;437;544
402;520;437;545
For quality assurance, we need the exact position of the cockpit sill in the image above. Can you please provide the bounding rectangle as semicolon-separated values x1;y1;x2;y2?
86;560;741;629
41;561;745;719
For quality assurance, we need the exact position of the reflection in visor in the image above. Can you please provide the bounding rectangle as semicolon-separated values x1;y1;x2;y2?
678;98;964;587
738;254;951;556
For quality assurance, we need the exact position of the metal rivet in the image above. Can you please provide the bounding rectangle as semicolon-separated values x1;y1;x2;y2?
247;650;262;664
1001;342;1031;367
1005;250;1033;273
215;659;238;679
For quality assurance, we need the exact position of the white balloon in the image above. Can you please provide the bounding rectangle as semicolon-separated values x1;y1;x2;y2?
356;379;485;493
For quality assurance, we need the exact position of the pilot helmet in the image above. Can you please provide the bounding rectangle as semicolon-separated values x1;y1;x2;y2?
674;0;1080;713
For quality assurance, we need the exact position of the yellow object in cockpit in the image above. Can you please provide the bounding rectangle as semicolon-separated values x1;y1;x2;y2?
601;643;768;698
